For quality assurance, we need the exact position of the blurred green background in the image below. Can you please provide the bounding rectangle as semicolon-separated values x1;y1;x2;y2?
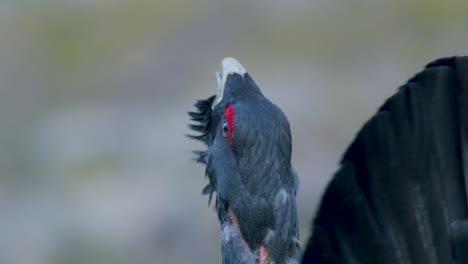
1;0;467;263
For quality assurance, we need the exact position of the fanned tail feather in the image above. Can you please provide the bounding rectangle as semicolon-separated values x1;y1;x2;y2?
302;56;468;264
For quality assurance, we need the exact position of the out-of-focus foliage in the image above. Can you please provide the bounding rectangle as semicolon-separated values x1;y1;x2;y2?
1;0;467;263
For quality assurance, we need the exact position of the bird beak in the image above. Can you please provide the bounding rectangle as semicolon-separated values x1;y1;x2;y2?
212;57;247;109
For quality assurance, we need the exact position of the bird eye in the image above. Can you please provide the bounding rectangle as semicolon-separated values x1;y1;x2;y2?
222;121;229;137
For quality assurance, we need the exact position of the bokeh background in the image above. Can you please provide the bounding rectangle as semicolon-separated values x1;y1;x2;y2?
1;0;468;263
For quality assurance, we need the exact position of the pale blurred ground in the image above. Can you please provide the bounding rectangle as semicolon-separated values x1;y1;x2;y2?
1;0;467;263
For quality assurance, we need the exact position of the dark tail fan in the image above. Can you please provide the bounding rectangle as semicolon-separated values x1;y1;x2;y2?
301;56;468;264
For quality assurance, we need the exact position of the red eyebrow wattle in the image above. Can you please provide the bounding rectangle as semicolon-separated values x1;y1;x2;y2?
225;105;235;145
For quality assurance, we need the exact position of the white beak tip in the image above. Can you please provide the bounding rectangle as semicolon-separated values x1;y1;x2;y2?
221;57;246;76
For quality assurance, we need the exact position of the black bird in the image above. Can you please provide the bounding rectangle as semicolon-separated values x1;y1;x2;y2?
188;58;302;264
302;56;468;263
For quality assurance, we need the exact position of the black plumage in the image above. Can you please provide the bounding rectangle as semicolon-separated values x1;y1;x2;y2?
188;95;216;204
302;56;468;264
